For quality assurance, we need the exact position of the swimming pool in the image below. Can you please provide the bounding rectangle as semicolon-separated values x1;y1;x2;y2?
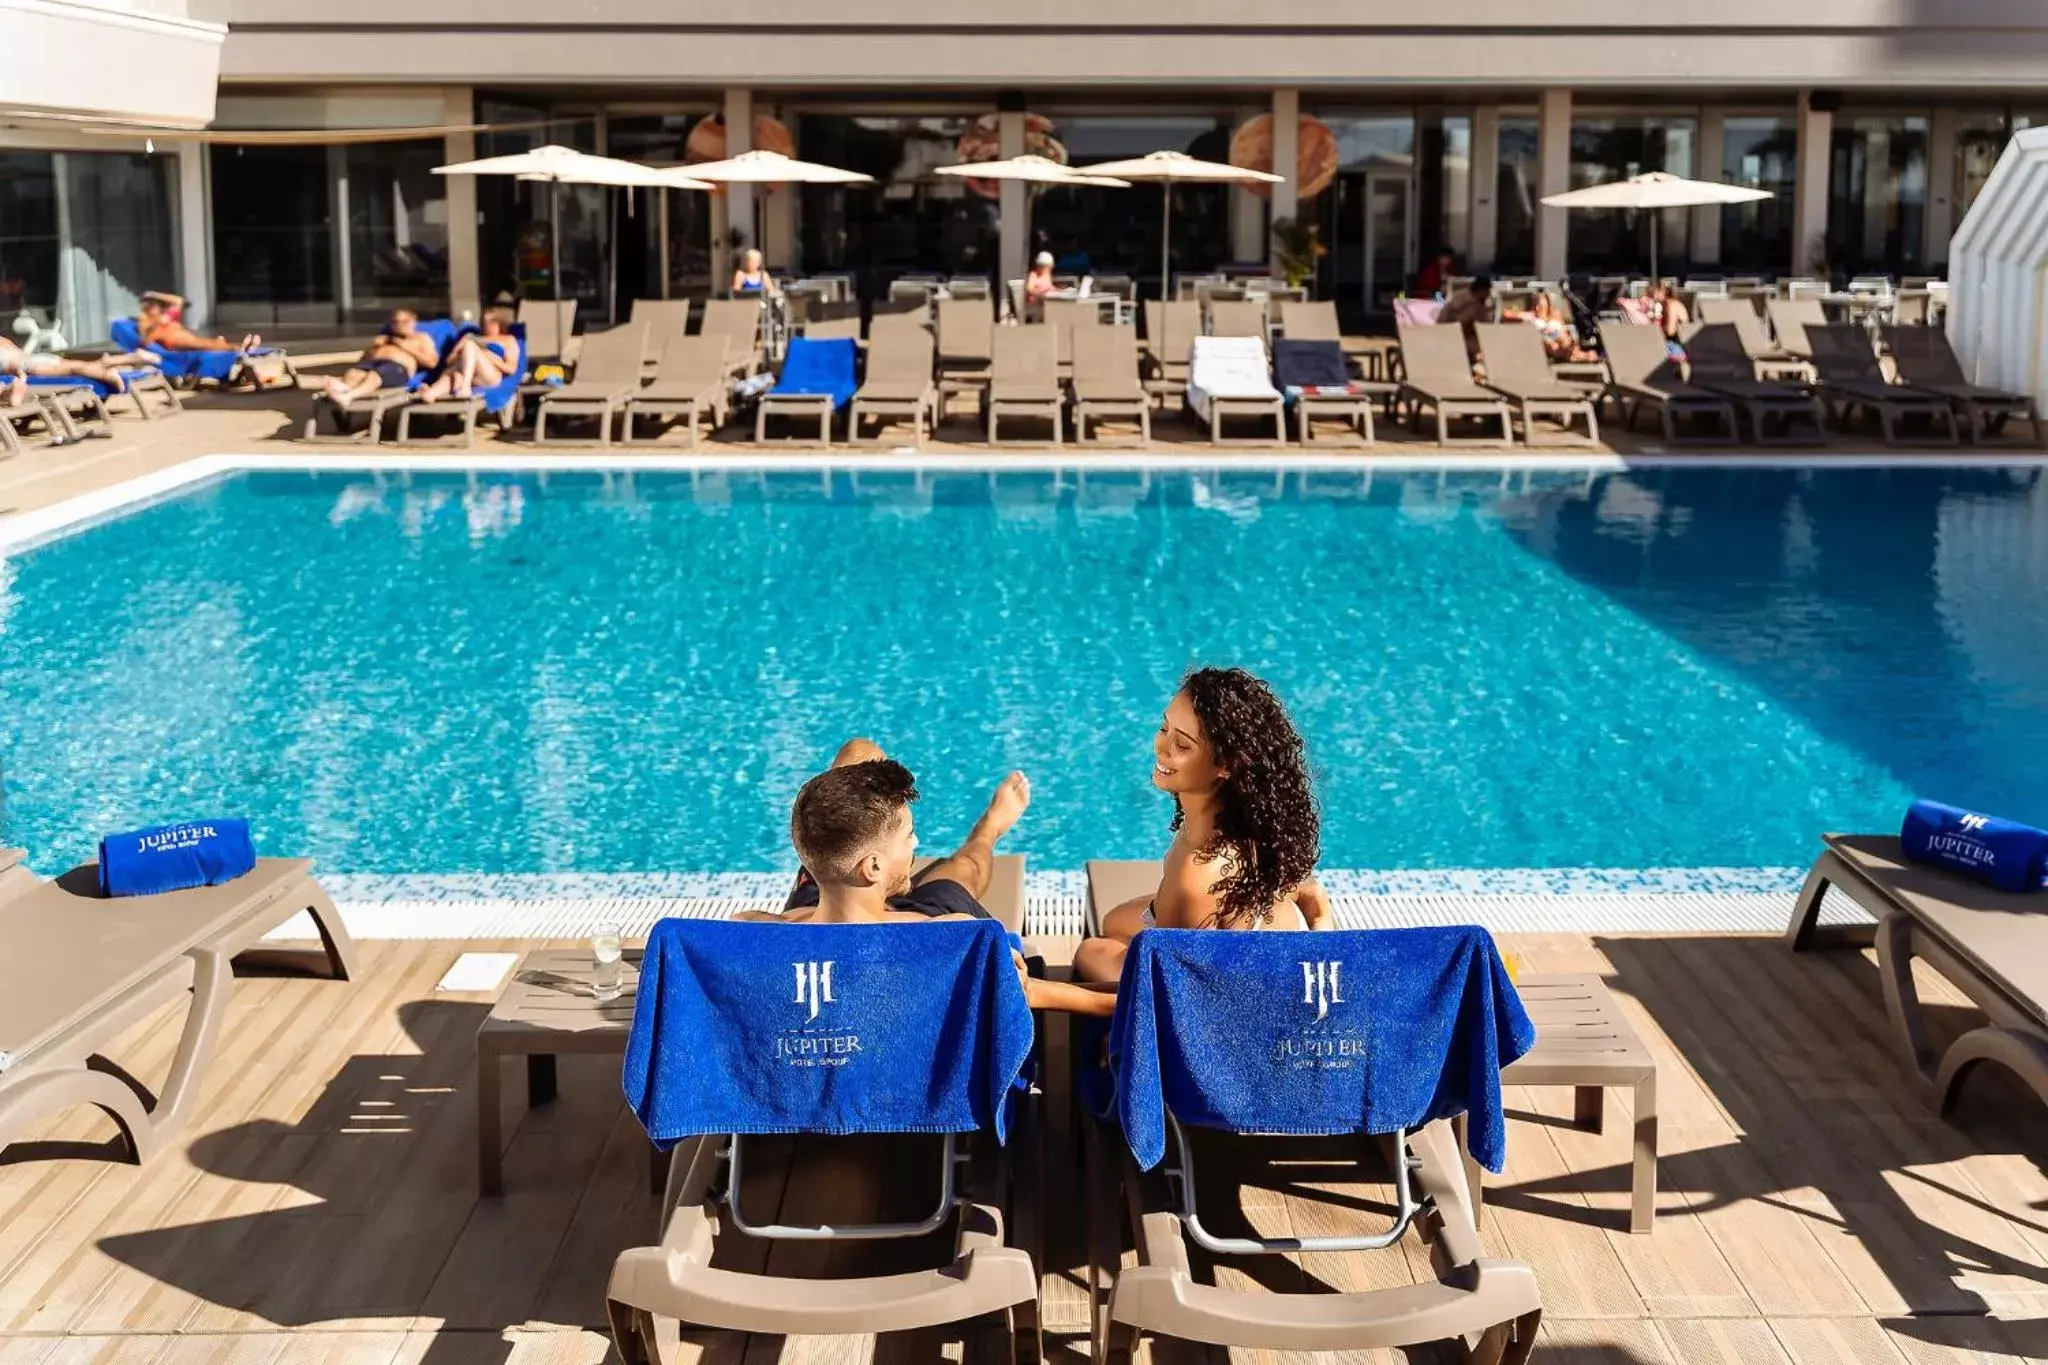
1;464;2043;885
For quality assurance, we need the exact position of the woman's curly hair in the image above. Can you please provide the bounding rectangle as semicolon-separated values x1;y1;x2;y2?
1170;667;1321;928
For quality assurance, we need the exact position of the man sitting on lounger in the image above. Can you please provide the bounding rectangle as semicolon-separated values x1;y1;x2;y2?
742;738;1116;1014
320;308;440;408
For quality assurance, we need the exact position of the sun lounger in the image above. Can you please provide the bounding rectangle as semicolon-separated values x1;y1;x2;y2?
5;384;98;449
755;335;857;444
1068;323;1151;446
109;317;292;396
1140;300;1200;408
534;322;648;446
936;297;995;419
516;297;578;374
850;326;936;447
1397;323;1514;445
1764;297;1827;360
607;917;1042;1365
1881;325;2042;444
1679;324;1827;445
1272;337;1384;443
1696;297;1811;381
623;335;731;447
1806;324;1959;445
303;317;464;445
1788;833;2048;1116
0;847;32;901
987;325;1063;446
801;315;863;342
1205;299;1267;341
1276;300;1378;367
627;298;693;359
0;856;354;1166
393;323;529;447
1187;334;1285;445
1077;865;1542;1365
1473;324;1600;445
1596;322;1737;444
698;298;765;377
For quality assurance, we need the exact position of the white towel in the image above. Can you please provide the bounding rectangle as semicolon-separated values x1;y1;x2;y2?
1186;335;1279;422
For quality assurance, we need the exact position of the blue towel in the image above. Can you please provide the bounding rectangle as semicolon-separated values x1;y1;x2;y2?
623;917;1035;1149
97;818;257;898
771;336;858;409
1901;799;2048;894
1106;927;1535;1173
109;316;281;385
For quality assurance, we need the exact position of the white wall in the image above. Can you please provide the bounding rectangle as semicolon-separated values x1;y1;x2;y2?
0;0;223;127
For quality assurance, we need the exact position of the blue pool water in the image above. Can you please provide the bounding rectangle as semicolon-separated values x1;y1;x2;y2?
1;466;2044;878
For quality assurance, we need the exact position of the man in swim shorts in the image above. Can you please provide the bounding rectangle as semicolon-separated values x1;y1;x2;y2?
320;308;439;408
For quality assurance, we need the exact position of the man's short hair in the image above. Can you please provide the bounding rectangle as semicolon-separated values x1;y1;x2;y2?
1469;275;1493;294
791;759;919;883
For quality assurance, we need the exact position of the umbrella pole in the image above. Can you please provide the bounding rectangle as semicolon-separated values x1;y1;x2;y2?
550;179;564;309
1160;182;1172;301
1650;212;1660;287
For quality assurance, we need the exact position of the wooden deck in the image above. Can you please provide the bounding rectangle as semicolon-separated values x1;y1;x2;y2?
1;932;2045;1365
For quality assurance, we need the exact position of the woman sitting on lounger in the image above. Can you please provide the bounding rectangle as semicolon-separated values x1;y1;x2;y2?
420;308;518;401
1074;667;1331;987
137;293;261;353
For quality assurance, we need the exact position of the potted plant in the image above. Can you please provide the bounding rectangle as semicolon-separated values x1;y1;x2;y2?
1270;216;1326;289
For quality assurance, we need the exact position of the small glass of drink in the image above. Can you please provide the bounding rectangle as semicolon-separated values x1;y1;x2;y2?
590;924;625;1002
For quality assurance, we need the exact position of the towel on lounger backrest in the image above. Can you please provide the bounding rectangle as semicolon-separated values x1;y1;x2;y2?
772;336;859;409
1271;338;1353;391
1107;926;1536;1173
623;916;1035;1148
1188;335;1279;400
1901;798;2048;894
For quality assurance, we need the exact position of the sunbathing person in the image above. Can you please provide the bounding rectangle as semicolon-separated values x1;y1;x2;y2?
741;738;1117;1015
1073;667;1331;988
419;308;518;401
137;292;260;353
319;308;439;407
0;334;143;392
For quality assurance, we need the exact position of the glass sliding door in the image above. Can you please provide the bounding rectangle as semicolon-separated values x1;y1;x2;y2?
794;114;994;297
1720;116;1797;273
0;152;60;331
1827;114;1929;276
1568;115;1697;275
1494;117;1539;275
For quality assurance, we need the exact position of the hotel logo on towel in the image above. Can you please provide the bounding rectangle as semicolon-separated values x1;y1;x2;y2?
793;961;835;1020
1959;813;1989;833
1302;960;1344;1021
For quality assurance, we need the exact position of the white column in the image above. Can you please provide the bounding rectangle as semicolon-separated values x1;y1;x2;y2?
1793;91;1833;277
1469;105;1499;272
442;86;480;319
327;142;353;324
723;87;755;278
764;104;796;271
1693;107;1724;268
174;139;210;329
1271;88;1300;272
1230;104;1264;263
998;110;1027;288
1535;88;1571;280
1926;105;1957;268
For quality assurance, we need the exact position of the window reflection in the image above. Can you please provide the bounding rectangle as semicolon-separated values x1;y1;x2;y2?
1827;115;1928;276
1569;116;1696;274
1720;117;1797;272
795;115;995;296
1494;118;1539;275
1033;116;1234;284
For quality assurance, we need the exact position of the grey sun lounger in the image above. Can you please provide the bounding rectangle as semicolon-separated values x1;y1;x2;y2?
698;298;765;377
1788;833;2048;1117
1764;296;1828;361
1698;296;1813;381
1276;300;1379;366
1397;323;1514;445
534;322;648;446
1205;298;1267;341
1597;321;1738;444
1475;324;1600;445
0;847;33;901
1806;324;1959;446
1068;323;1152;446
1080;862;1542;1365
1681;324;1828;445
0;856;355;1166
627;298;694;360
936;297;995;420
849;326;937;447
2;389;93;453
1141;300;1201;408
1881;325;2043;445
987;325;1063;446
622;335;731;447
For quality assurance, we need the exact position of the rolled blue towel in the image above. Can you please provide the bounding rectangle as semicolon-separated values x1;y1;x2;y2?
1900;799;2048;894
97;819;257;898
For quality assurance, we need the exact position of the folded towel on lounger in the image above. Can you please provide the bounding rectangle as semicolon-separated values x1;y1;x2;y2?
97;818;257;897
1105;926;1535;1173
623;916;1035;1149
1901;799;2048;894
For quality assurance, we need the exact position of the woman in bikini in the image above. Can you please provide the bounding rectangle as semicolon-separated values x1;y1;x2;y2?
1073;667;1331;988
420;309;519;401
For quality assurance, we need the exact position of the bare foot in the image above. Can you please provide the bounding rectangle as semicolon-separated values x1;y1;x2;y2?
3;374;24;408
978;771;1031;845
321;378;349;405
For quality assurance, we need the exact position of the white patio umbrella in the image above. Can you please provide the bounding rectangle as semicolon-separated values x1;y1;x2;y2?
932;153;1130;189
1541;171;1772;281
1071;150;1284;297
668;149;873;185
434;145;712;307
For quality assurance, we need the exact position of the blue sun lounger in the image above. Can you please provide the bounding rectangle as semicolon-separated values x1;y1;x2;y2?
393;322;527;446
302;318;460;444
754;335;857;444
109;317;296;391
607;916;1044;1363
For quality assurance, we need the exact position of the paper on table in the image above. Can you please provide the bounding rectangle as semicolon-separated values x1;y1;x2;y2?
437;952;519;993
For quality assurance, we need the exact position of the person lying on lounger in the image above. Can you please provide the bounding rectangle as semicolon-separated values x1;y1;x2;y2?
1073;667;1331;988
741;738;1118;1015
137;292;261;353
319;308;440;408
419;308;518;401
0;335;146;392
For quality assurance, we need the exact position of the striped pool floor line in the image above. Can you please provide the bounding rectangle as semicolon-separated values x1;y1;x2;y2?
260;868;1874;942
